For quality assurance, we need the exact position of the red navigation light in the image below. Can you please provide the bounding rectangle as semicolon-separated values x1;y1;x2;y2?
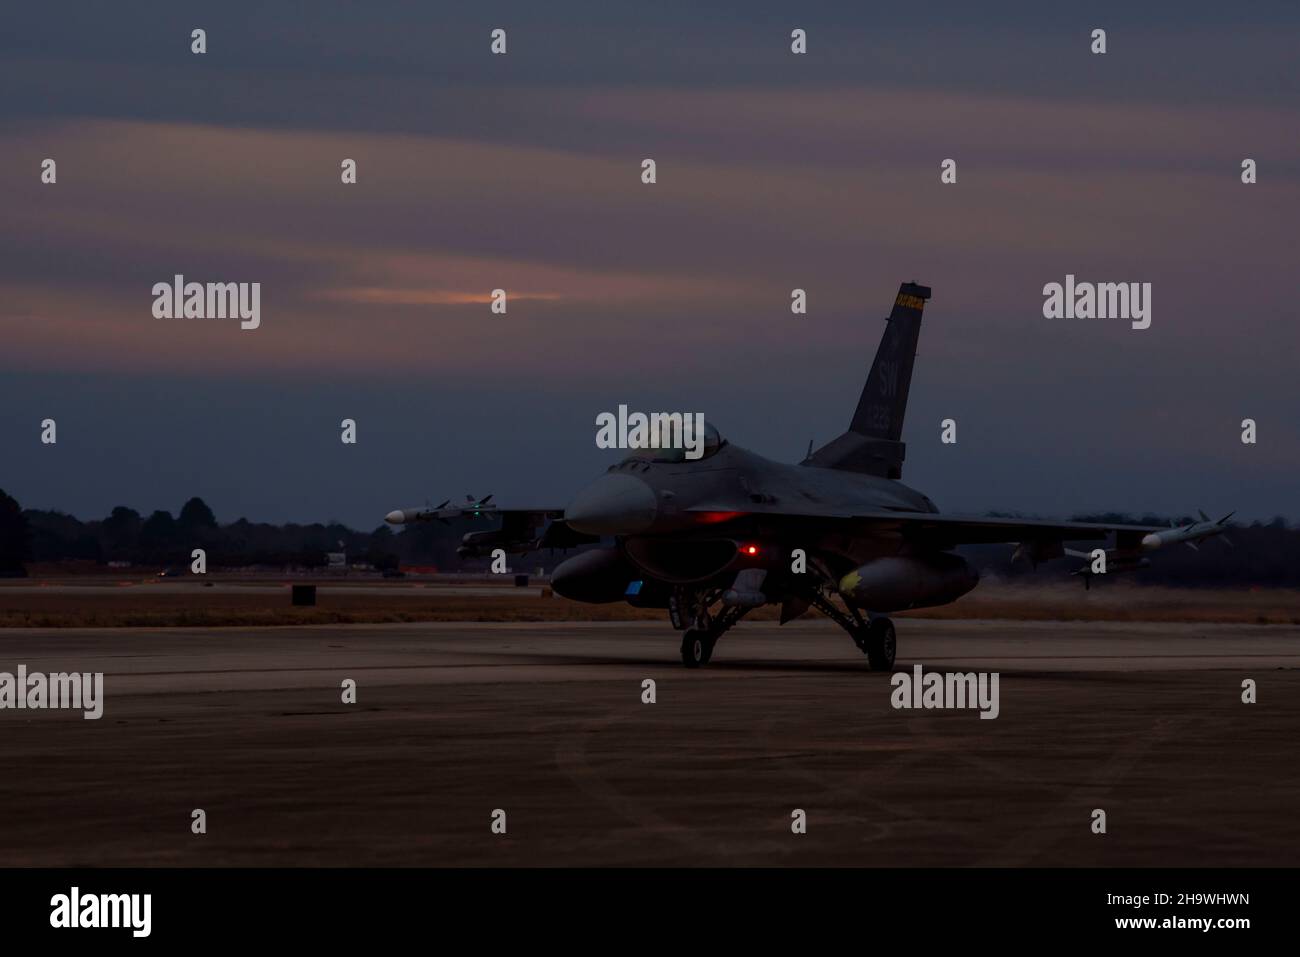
743;544;760;556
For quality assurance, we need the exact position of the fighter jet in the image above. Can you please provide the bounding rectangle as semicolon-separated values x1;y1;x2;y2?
388;282;1180;669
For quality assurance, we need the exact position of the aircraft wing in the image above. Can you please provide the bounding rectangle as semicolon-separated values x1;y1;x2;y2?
386;504;564;525
385;503;596;557
685;503;1159;553
458;512;598;558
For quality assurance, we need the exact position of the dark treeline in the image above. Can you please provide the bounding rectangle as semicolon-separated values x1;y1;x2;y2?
1;489;1297;584
0;489;473;574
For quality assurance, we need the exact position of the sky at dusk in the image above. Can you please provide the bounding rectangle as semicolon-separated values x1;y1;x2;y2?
2;1;1297;529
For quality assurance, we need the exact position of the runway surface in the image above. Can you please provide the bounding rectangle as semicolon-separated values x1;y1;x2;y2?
2;619;1298;866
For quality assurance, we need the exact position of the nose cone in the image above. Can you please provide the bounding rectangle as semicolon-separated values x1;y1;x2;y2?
565;474;658;535
385;509;406;525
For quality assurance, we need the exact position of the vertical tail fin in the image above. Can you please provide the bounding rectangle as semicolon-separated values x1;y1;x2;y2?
851;282;929;440
804;281;930;478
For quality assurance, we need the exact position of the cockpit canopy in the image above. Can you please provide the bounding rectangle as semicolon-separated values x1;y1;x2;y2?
627;420;724;464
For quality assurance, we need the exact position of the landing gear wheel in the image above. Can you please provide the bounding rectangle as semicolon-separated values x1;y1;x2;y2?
861;617;896;671
680;628;715;668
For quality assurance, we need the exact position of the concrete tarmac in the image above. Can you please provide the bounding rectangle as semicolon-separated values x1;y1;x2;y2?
1;619;1297;866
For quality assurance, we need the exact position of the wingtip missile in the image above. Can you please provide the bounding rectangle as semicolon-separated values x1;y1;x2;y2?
1140;509;1236;551
385;496;500;525
386;505;457;525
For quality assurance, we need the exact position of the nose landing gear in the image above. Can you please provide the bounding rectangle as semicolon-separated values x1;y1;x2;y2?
680;628;716;667
671;587;750;668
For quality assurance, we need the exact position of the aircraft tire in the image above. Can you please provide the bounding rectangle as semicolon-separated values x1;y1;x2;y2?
862;617;896;671
680;629;715;667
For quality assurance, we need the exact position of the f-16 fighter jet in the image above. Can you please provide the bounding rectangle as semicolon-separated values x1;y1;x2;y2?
389;282;1192;669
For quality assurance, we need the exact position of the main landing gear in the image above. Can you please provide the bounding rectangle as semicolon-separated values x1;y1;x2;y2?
671;587;749;668
667;582;896;671
805;588;896;671
857;617;897;671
